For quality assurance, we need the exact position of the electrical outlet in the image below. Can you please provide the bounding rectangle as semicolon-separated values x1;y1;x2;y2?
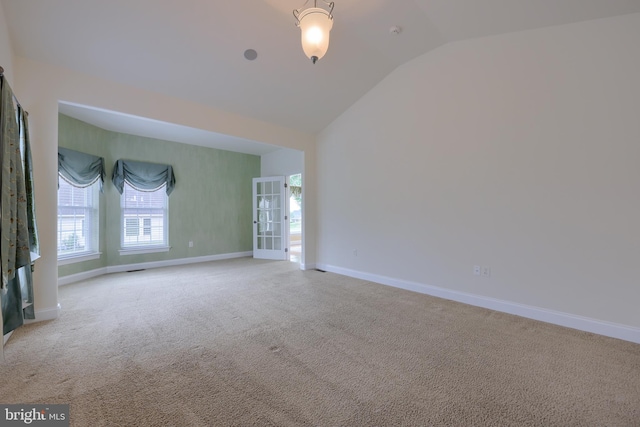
353;249;358;257
482;266;491;277
188;241;194;248
473;265;481;276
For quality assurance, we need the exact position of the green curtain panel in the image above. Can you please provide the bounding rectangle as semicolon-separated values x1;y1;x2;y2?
1;76;38;337
58;146;105;192
112;159;175;195
19;107;37;320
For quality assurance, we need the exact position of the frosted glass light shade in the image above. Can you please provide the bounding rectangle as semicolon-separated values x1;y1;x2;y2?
298;8;333;63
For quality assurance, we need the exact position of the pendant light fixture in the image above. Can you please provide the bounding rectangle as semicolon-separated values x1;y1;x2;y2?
293;0;334;64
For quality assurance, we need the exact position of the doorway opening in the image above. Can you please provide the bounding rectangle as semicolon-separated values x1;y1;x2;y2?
289;174;302;263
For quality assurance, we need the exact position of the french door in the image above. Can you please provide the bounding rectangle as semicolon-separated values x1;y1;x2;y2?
252;176;287;260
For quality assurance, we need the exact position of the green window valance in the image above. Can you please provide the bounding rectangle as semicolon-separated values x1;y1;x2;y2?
58;147;105;192
112;159;175;195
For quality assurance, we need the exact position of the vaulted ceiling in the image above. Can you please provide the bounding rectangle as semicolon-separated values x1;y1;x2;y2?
3;0;640;153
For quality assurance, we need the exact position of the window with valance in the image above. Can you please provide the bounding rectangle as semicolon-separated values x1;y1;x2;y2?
57;147;105;260
112;159;175;252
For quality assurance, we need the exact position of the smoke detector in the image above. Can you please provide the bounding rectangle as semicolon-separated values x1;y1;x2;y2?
389;26;402;35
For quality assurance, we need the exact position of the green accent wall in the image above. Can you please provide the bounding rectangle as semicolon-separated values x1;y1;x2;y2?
58;114;260;277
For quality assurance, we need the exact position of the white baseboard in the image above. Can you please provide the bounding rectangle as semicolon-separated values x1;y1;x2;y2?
106;251;253;274
58;267;108;286
24;303;62;324
316;263;640;345
3;331;13;346
58;252;254;285
300;263;316;271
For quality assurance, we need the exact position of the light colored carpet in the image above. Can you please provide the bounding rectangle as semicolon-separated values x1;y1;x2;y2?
1;258;639;426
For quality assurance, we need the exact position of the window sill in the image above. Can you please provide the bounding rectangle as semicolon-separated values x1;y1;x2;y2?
119;246;171;256
58;252;102;266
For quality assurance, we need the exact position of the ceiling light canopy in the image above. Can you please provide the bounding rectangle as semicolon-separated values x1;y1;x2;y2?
293;0;334;64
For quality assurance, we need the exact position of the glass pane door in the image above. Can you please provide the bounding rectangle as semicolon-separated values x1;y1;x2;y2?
253;176;287;260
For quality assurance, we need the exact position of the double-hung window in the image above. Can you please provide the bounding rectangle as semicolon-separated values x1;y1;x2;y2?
121;182;168;249
57;175;100;260
112;159;174;254
57;147;104;263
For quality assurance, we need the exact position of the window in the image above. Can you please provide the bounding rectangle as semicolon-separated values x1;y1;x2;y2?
57;176;99;259
121;182;168;249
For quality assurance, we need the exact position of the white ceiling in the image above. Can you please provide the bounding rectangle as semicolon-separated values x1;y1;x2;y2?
3;0;640;154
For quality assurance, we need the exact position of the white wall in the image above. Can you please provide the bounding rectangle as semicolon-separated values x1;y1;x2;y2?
0;3;14;82
12;57;316;321
317;14;640;335
261;148;303;177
